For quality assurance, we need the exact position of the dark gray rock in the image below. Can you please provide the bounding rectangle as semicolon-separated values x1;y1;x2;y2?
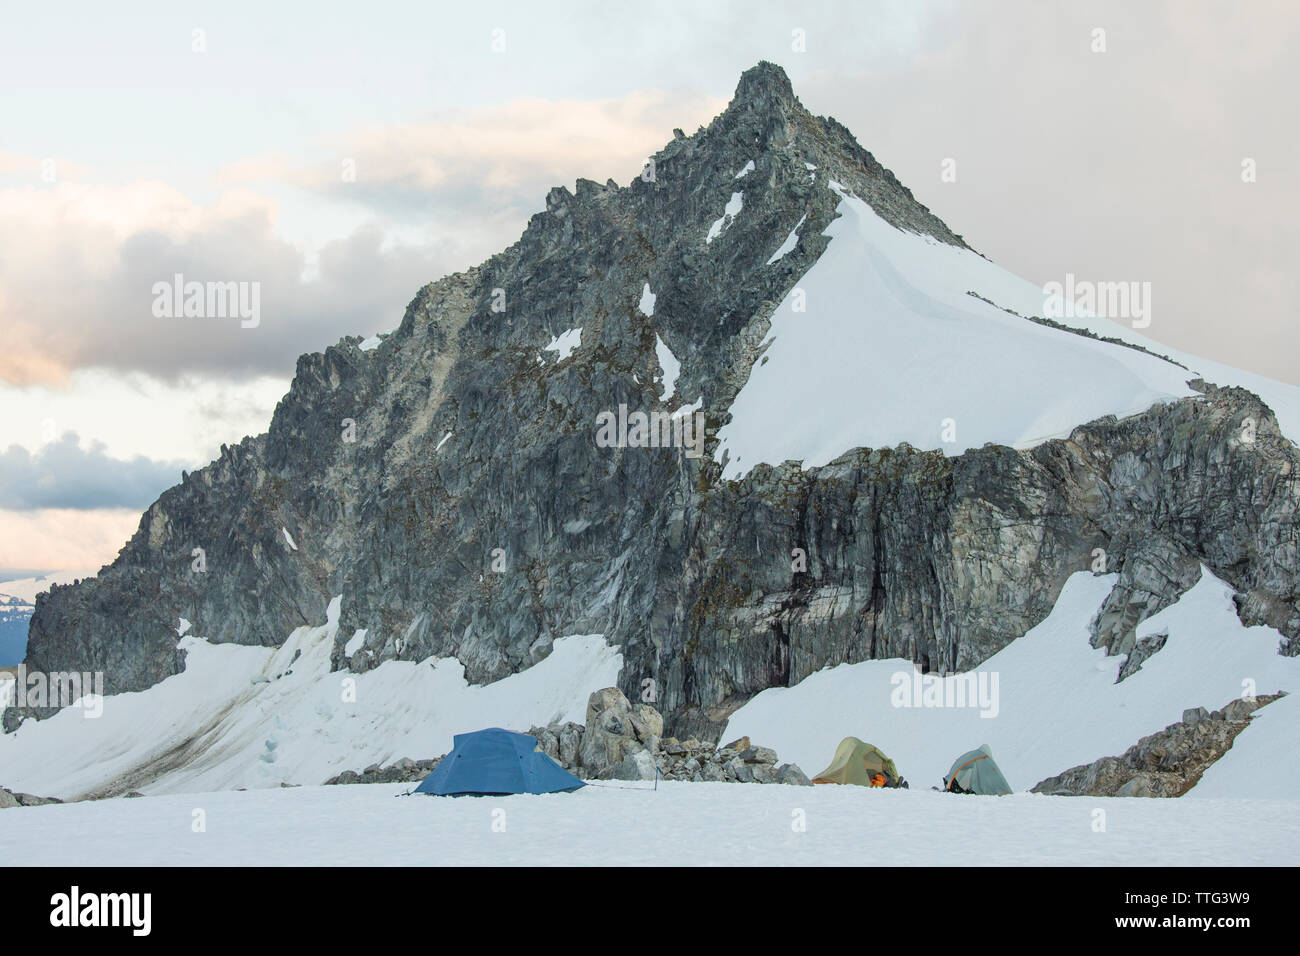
740;745;778;765
324;757;441;786
529;726;560;761
777;764;813;787
700;762;727;783
602;748;657;782
1090;534;1203;668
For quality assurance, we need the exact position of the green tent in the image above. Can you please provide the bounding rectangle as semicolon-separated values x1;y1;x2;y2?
812;737;901;787
944;744;1013;795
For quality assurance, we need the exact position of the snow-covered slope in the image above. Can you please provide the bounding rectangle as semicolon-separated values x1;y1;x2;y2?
2;781;1294;866
721;568;1298;794
1188;691;1300;799
715;181;1299;478
10;567;1287;803
0;597;621;800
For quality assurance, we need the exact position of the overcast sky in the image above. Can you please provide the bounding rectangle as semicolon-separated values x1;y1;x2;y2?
1;0;1296;569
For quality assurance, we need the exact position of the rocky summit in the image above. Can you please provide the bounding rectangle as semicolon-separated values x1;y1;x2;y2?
10;62;1300;742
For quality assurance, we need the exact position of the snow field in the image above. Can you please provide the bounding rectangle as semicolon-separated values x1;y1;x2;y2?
1;781;1294;866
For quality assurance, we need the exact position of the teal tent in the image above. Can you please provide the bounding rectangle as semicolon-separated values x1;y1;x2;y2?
415;728;585;796
943;744;1013;795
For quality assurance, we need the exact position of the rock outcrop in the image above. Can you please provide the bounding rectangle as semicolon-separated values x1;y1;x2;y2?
324;757;440;786
529;687;811;784
9;62;1300;744
1030;693;1284;797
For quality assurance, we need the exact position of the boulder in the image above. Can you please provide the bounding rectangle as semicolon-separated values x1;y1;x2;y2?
585;687;628;726
740;745;778;765
777;764;813;787
557;722;583;768
700;762;727;782
528;725;560;761
579;687;652;776
633;704;665;740
728;759;754;783
603;747;657;782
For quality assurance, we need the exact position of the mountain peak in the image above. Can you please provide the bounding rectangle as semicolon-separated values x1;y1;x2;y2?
732;60;797;111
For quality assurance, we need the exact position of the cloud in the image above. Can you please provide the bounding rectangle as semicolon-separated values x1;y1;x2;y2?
0;369;288;467
0;432;184;511
219;90;725;223
0;507;140;571
0;150;92;181
0;182;459;385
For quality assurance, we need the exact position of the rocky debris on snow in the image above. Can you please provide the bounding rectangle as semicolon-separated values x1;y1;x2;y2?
324;756;441;786
1031;692;1285;797
965;290;1189;371
529;687;811;785
0;786;62;808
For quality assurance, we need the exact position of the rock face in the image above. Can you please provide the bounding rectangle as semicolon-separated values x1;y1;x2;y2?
1030;693;1284;797
9;62;1300;741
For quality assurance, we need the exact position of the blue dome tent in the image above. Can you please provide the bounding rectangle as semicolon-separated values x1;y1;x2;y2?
414;728;586;796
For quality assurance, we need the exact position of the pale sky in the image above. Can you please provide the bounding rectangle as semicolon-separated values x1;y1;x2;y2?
1;0;1296;569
